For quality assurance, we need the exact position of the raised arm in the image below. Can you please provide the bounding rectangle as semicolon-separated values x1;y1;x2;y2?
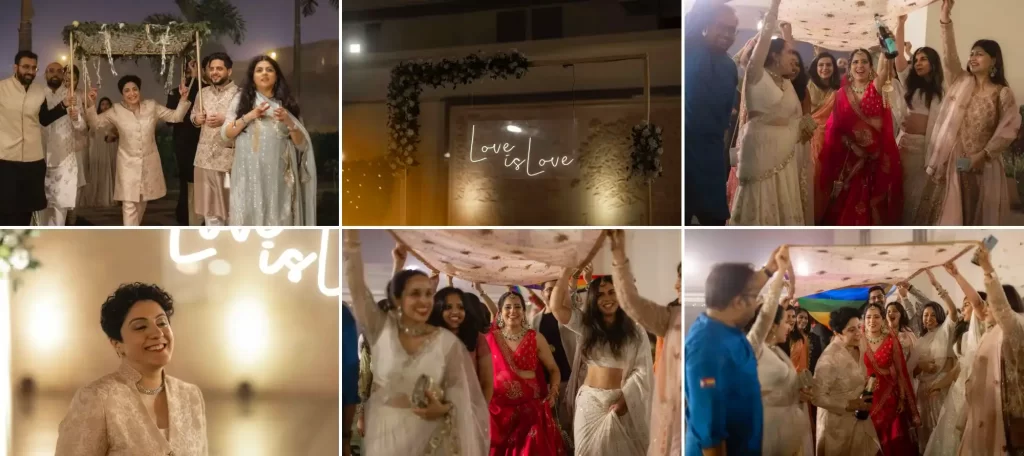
155;83;192;124
38;98;69;127
473;282;498;321
607;229;672;336
548;267;576;326
895;15;910;74
943;261;983;317
745;0;783;85
976;248;1024;339
939;0;966;86
746;274;786;358
874;55;892;92
926;269;959;323
342;230;387;341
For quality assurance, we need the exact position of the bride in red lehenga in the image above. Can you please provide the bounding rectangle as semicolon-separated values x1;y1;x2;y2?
862;303;920;455
815;48;903;225
486;290;566;456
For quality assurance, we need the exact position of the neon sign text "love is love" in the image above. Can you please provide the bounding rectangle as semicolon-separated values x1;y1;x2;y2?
468;125;574;177
169;229;340;297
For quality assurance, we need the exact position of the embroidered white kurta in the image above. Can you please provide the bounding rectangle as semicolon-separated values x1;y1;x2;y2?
55;363;208;456
86;99;190;202
42;86;87;208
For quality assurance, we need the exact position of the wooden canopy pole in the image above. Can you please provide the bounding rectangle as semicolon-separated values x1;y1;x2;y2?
68;31;74;96
195;32;203;112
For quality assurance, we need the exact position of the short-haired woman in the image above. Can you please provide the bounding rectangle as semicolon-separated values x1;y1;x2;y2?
55;283;208;455
85;76;191;225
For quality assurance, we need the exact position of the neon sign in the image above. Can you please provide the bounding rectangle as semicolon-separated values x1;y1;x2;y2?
169;229;340;297
467;125;575;177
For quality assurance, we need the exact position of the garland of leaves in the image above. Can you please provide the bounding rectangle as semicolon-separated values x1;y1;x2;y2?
62;21;211;57
628;121;664;181
0;230;41;275
386;51;530;172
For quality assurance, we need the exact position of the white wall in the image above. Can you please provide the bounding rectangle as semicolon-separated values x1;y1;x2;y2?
11;230;339;397
923;0;1024;96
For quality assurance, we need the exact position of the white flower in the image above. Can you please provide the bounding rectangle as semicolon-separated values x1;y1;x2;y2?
118;23;125;29
400;138;407;145
648;138;657;148
405;157;413;164
406;128;414;136
10;248;30;270
0;260;9;273
655;127;662;134
2;235;18;247
72;21;80;27
642;129;650;138
657;147;664;155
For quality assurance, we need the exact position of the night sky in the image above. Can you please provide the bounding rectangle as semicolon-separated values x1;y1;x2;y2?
0;0;338;81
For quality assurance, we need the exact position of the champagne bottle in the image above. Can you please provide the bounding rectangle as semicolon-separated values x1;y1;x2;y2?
875;15;899;59
855;375;877;420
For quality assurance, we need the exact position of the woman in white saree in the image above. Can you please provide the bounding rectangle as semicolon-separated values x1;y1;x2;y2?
342;231;489;455
222;56;316;226
728;0;809;226
744;261;814;456
549;267;652;456
908;269;960;452
813;307;881;456
924;302;984;456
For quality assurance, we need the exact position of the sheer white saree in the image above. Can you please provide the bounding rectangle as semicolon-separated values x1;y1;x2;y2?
565;310;652;456
343;240;489;455
923;316;983;456
910;316;956;451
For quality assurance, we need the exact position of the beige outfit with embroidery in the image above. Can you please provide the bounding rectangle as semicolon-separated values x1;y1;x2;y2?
55;363;208;456
85;99;190;225
192;82;239;225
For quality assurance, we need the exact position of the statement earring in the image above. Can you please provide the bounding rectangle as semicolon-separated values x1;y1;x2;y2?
497;318;505;329
990;66;997;78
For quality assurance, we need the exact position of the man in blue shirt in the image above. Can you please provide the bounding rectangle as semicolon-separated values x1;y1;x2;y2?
685;246;789;455
685;1;739;226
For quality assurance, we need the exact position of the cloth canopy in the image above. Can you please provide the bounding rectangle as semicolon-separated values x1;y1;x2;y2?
788;241;978;299
729;0;940;51
389;230;606;286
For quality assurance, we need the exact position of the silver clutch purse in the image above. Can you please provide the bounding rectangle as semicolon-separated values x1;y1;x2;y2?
411;375;444;408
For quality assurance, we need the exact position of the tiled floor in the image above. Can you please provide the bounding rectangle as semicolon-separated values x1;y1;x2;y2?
12;393;339;456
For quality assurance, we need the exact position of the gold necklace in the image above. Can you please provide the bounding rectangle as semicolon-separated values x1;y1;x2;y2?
502;327;527;342
866;332;885;344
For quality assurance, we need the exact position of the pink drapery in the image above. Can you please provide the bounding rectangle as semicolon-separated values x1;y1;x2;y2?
390;230;606;285
788;241;978;298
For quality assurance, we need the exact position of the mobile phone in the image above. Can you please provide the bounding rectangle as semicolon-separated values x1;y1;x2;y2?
972;235;998;266
956;157;971;171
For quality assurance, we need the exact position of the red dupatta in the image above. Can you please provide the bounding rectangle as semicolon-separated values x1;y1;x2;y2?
815;80;903;225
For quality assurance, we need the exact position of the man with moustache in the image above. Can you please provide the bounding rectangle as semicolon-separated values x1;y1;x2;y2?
191;53;238;226
37;62;88;226
167;60;201;226
0;51;74;225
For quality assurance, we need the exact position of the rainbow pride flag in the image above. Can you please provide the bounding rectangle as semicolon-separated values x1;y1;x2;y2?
797;286;885;329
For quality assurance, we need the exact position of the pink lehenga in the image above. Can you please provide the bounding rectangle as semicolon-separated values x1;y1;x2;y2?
959;272;1024;455
915;20;1022;225
486;329;565;456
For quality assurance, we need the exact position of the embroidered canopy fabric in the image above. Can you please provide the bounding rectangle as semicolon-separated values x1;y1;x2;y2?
728;0;940;51
788;241;978;298
390;230;605;285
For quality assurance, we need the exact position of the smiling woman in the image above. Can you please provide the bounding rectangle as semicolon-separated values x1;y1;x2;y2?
54;282;208;456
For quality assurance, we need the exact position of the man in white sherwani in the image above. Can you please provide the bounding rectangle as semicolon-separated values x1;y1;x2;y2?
35;62;87;226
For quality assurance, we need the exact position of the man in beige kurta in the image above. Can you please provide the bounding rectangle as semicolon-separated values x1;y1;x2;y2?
191;53;238;226
0;51;73;225
36;63;88;226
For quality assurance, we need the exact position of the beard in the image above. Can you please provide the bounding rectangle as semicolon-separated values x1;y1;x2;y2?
17;72;35;86
47;78;62;89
